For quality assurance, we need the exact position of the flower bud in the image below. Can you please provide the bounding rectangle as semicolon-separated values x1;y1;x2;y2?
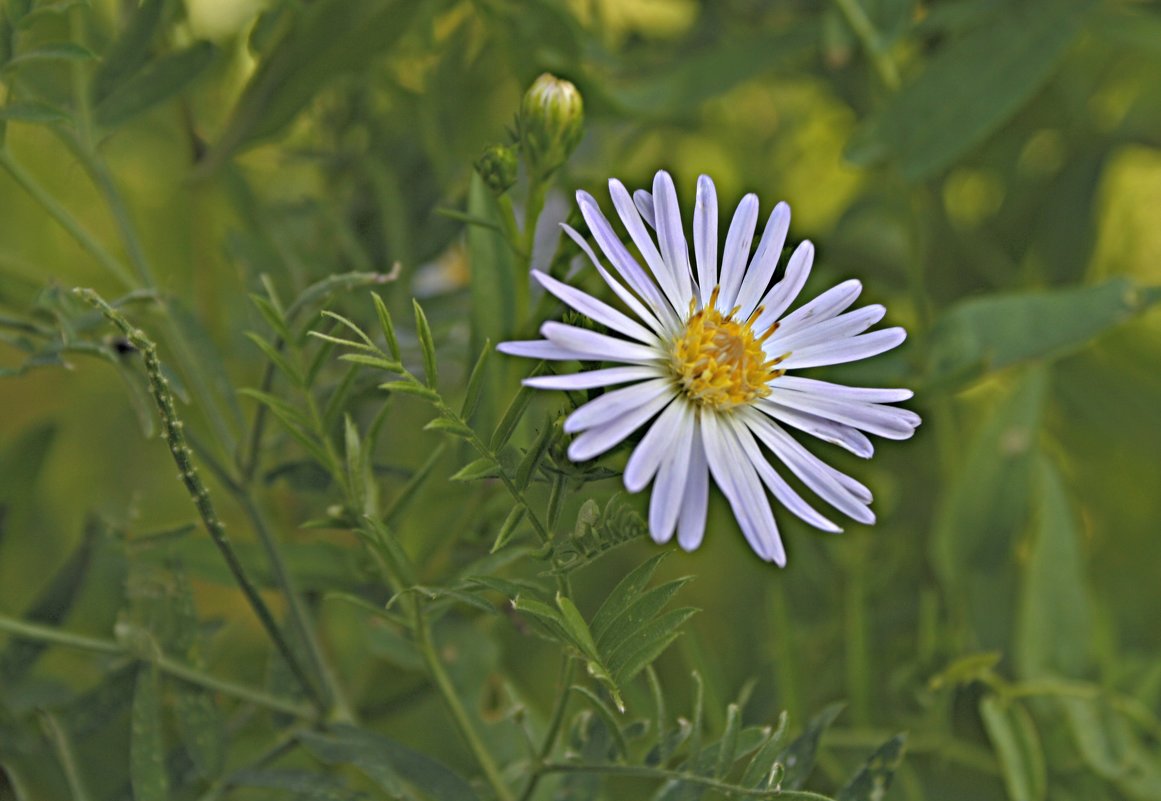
519;73;584;179
475;144;519;195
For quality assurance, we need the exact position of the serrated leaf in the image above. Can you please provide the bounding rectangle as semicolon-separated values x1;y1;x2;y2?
130;664;168;801
836;733;907;801
591;553;668;640
927;278;1161;389
980;696;1046;801
777;702;845;790
95;41;215;128
848;0;1094;180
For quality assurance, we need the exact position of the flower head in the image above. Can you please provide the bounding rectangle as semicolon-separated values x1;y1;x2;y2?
498;171;920;565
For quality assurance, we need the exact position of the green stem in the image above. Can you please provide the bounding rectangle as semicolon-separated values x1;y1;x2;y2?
0;151;136;289
0;613;312;718
831;0;900;90
40;712;93;801
536;763;835;799
74;289;326;713
518;656;575;801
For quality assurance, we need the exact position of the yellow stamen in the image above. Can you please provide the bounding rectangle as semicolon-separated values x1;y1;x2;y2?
671;288;784;410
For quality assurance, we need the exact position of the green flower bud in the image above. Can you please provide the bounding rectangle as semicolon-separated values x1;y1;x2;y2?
475;144;519;195
519;73;584;179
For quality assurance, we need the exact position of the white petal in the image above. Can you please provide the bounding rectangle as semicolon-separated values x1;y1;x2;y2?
717;193;759;312
633;189;655;229
541;322;661;365
531;269;659;345
564;378;671;433
577;191;677;326
498;340;592;361
651;171;695;307
778;327;906;371
609;179;685;313
693;175;719;306
767;304;885;353
765;388;920;440
648;405;694;543
731;420;841;532
702;413;786;565
773;376;914;404
523;365;662;390
778;279;862;333
623;398;690;492
735;202;790;319
743;409;875;525
756;399;874;457
561;223;666;335
567;392;673;461
677;421;709;552
754;241;813;331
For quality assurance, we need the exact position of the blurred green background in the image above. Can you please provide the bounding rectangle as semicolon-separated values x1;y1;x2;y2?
2;0;1161;799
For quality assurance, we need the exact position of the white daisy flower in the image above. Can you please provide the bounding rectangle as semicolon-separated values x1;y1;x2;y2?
498;171;920;566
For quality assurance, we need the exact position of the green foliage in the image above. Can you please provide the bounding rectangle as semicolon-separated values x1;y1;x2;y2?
2;0;1160;800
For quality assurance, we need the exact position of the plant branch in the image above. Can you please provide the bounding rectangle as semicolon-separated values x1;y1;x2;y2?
831;0;901;91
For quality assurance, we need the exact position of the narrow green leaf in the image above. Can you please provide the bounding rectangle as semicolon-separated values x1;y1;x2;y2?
715;703;741;779
591;553;668;641
3;42;96;71
980;696;1047;801
777;702;845;790
344;415;364;512
412;299;438;388
1016;457;1094;679
380;380;440;401
608;607;698;684
1059;695;1161;797
512;594;574;645
928;651;1003;691
130;664;168;801
490;380;536;451
371;292;400;360
596;577;693;654
245;331;303;386
249;293;292;342
555;593;601;662
337;352;402;372
319;310;378;349
927;278;1161;389
460;340;491;420
514;416;554;490
0;101;69;124
570;685;630;757
848;0;1094;180
95;41;215;128
740;711;790;788
92;0;163;99
449;457;498;482
237;389;331;469
835;733;907;801
382;442;446;529
490;505;526;553
423;417;474;439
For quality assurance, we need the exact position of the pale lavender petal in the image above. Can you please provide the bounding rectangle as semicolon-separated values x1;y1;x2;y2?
532;269;659;345
577;190;677;325
498;340;594;361
564;378;671;433
756;399;875;457
651;171;695;306
693;175;718;306
777;279;862;333
633;189;655;229
561;223;666;335
523;365;662;390
717;193;759;312
767;304;885;353
778;327;906;371
703;413;786;565
773;376;914;404
743;409;875;525
567;392;673;462
765;388;920;440
609;179;685;312
735;202;790;319
731;420;841;532
753;241;813;331
624;399;690;492
541;321;661;365
677;421;709;552
647;405;694;543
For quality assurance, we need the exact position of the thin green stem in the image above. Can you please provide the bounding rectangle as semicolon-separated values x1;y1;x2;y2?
0;613;312;718
40;712;93;801
831;0;900;90
74;289;326;712
0;151;136;289
537;763;835;799
518;656;575;801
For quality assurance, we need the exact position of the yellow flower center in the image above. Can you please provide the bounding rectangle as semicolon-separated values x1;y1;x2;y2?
670;288;784;410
